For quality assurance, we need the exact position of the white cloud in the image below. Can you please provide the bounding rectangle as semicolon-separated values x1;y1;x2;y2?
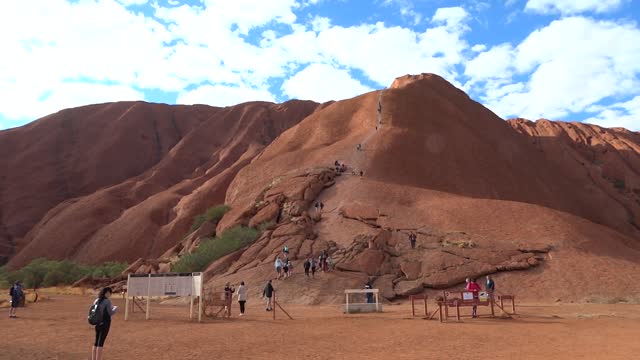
383;0;423;25
281;63;372;102
471;44;487;52
310;15;331;32
432;7;469;29
466;17;640;123
0;82;144;120
585;96;640;130
525;0;624;15
313;18;470;87
465;44;514;82
177;84;275;107
117;0;148;6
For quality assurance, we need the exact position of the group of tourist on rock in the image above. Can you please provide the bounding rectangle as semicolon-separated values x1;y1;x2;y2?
274;247;333;280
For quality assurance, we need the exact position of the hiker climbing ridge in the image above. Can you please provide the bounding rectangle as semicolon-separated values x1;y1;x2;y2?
346;89;385;176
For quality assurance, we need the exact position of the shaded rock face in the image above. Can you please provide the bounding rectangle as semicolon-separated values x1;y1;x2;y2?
3;100;321;267
507;118;640;235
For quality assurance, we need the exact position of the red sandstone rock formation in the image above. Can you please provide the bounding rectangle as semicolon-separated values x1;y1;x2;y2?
2;100;320;267
2;73;640;304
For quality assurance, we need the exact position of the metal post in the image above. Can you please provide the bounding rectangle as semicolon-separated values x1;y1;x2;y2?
146;274;151;320
345;292;349;314
198;274;203;323
124;274;130;321
375;291;380;312
424;296;428;317
411;296;415;317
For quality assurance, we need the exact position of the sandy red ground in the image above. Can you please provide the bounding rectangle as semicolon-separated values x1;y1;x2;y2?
1;295;640;359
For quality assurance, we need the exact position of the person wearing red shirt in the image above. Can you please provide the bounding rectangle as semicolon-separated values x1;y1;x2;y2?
465;278;482;318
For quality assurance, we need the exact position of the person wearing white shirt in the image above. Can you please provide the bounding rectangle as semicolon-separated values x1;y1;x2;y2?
236;282;247;316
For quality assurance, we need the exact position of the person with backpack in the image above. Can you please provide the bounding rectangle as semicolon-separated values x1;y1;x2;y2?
236;281;247;316
89;287;117;360
262;280;274;311
8;281;23;318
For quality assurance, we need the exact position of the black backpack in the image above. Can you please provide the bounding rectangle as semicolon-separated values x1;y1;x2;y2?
88;299;104;326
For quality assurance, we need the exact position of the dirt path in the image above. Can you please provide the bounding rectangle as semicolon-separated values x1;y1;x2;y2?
2;295;640;360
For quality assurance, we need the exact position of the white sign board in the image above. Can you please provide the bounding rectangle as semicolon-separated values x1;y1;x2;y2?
128;273;202;297
462;291;474;301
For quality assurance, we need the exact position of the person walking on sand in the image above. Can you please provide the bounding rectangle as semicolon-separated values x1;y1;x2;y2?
275;257;283;279
236;281;247;316
465;278;481;318
310;257;317;278
8;281;23;318
223;282;235;317
304;258;311;278
263;280;274;311
91;287;117;360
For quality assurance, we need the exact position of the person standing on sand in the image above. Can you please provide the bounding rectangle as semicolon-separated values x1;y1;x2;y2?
236;282;247;316
365;281;374;303
465;278;481;318
263;280;274;311
310;257;317;278
224;283;235;317
486;275;495;298
91;287;117;360
304;258;311;278
9;281;23;318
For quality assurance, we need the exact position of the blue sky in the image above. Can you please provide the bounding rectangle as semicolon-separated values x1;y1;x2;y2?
1;0;639;130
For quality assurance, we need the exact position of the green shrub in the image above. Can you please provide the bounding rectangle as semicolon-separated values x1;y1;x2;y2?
4;259;128;288
188;205;231;234
172;226;259;273
0;266;8;288
613;179;625;190
89;261;128;278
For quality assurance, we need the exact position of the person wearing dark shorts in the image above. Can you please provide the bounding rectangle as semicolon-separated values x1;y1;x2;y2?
263;280;274;311
310;258;317;278
9;281;23;318
92;287;117;360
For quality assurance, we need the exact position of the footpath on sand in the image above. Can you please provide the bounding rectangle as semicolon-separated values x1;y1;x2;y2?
3;294;640;360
